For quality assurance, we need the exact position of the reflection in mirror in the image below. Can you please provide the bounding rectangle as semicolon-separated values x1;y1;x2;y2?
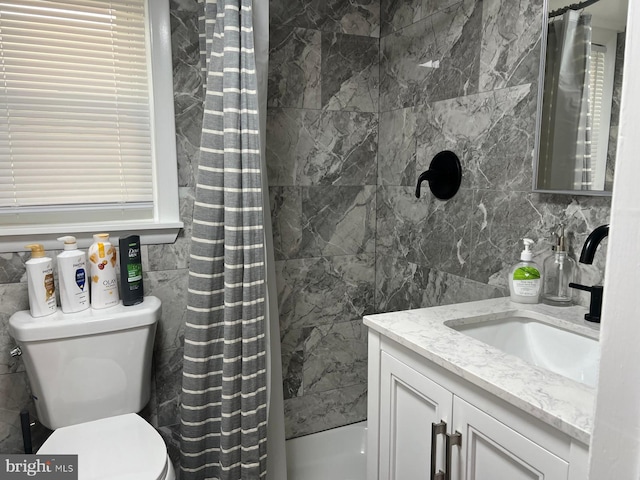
535;0;628;194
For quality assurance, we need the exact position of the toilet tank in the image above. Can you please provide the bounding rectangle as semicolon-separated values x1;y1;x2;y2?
9;296;161;430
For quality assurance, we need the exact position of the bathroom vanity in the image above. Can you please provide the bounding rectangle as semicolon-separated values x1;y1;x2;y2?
364;298;598;480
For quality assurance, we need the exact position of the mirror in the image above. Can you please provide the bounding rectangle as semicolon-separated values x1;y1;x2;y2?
534;0;628;195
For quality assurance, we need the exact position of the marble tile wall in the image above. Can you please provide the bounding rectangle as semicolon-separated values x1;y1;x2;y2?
376;0;611;313
268;0;380;438
0;0;199;463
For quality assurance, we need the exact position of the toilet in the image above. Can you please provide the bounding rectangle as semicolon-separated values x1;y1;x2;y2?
9;296;176;480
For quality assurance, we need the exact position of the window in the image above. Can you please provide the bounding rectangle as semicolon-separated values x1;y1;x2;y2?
0;0;182;252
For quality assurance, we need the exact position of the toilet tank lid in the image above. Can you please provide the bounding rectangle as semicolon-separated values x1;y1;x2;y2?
9;296;161;342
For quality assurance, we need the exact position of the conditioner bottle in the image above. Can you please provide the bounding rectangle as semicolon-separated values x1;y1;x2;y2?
25;244;57;317
88;233;119;309
56;236;89;313
508;238;542;304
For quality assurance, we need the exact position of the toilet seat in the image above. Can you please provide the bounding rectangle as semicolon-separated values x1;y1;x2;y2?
38;413;171;480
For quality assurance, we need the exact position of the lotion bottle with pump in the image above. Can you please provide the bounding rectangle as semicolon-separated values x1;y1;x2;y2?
542;225;576;306
88;233;119;309
508;238;542;304
25;244;57;317
56;236;89;313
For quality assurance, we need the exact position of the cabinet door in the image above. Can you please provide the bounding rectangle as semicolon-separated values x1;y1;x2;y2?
452;397;569;480
379;351;453;480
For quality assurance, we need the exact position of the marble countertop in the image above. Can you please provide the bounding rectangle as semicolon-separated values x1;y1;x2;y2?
363;297;600;444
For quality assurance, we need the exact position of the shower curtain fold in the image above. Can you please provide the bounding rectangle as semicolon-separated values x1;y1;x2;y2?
180;0;268;478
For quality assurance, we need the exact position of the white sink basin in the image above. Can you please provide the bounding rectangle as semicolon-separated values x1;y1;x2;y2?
448;315;599;387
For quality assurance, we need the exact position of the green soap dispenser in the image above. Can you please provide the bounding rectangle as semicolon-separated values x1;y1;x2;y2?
508;238;542;304
542;225;576;306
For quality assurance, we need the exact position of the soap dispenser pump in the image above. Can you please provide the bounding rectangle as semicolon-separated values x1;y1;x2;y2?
508;238;542;304
542;225;576;306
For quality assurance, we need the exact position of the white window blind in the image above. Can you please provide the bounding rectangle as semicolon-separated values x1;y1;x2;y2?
0;0;153;210
588;44;607;171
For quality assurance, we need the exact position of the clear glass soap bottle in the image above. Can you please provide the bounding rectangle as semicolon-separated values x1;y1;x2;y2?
542;225;576;306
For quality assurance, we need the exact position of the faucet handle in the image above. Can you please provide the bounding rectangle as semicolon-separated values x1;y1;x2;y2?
569;283;603;323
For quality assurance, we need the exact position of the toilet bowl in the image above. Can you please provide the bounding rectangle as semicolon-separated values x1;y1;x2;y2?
9;297;175;480
38;414;176;480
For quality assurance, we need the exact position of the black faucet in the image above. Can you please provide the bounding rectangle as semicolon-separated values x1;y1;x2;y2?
569;224;609;323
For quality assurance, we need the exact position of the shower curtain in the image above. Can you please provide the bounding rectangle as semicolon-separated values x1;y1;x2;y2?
539;10;593;190
180;0;283;478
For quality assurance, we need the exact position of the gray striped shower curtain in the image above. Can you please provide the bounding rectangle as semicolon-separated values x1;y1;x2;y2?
180;0;268;478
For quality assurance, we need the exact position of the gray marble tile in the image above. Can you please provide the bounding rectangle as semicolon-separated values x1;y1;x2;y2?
302;319;368;395
147;188;194;271
145;269;189;352
283;383;367;439
423;0;465;17
276;254;376;333
171;4;202;188
266;108;378;187
375;255;506;312
270;0;380;37
154;347;183;428
376;186;473;277
379;0;481;112
380;0;422;37
268;26;321;109
0;253;27;285
415;83;536;191
479;0;543;92
300;186;376;257
321;33;379;112
270;186;302;261
378;107;417;186
280;327;306;400
0;283;29;374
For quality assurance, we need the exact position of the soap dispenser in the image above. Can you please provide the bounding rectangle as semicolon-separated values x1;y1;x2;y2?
542;225;576;306
508;238;542;304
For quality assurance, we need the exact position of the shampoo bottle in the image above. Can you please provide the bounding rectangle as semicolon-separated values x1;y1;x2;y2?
542;225;576;306
119;234;144;306
56;236;89;313
25;244;57;317
88;233;119;309
508;238;542;304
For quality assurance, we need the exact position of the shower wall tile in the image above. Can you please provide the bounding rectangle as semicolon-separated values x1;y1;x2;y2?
300;186;376;257
270;0;380;37
0;253;27;285
266;108;378;187
415;83;536;191
379;0;481;112
302;319;368;395
0;372;32;453
155;347;183;428
378;107;417;186
281;326;306;399
380;0;422;37
322;33;379;112
376;186;473;277
147;188;194;272
375;255;506;313
146;269;189;352
268;26;321;109
276;254;376;333
270;186;302;261
478;0;543;92
283;383;367;438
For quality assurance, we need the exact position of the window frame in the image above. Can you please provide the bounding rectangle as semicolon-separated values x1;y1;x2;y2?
0;0;183;253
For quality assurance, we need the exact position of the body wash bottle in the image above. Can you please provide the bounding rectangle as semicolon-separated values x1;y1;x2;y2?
119;234;143;306
508;238;542;304
56;236;89;313
25;244;57;317
542;225;576;306
88;233;119;309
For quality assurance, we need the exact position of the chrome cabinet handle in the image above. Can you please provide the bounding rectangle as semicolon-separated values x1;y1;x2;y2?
445;432;462;480
431;421;447;480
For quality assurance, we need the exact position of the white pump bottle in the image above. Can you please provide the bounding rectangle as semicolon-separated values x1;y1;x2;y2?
508;238;542;304
56;236;89;313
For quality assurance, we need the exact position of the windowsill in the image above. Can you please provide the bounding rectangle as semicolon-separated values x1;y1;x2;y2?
0;221;184;253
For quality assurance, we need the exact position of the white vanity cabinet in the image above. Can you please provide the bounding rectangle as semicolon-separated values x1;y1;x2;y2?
368;331;589;480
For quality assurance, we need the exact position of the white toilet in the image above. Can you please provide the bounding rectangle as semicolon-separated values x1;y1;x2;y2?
9;296;176;480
